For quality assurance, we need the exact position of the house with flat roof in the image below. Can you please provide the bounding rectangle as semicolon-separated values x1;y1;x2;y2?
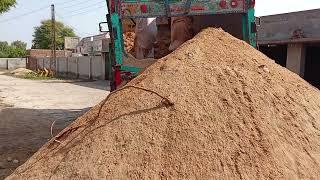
257;9;320;88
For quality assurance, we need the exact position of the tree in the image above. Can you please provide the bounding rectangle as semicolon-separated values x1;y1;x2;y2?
0;0;16;14
10;40;27;57
32;20;77;50
11;40;27;50
0;41;27;58
0;41;10;57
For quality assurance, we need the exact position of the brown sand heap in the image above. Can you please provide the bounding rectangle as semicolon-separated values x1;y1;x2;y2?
123;54;156;69
10;68;34;76
7;28;320;179
123;32;135;55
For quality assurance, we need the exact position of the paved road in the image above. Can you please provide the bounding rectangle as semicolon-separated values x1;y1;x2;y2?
0;75;109;179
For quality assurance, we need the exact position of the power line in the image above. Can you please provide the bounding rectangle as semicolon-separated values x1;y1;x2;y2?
0;1;106;36
59;5;106;18
55;13;97;37
0;0;106;24
58;0;104;10
54;0;96;6
62;1;105;15
0;5;49;24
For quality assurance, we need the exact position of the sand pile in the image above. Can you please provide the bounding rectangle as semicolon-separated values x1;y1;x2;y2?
123;32;135;55
123;54;157;69
10;68;34;76
7;28;320;179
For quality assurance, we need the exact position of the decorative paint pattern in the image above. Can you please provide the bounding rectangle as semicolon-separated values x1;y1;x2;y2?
121;0;246;18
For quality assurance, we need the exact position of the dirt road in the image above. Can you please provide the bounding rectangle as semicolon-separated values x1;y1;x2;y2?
0;75;109;179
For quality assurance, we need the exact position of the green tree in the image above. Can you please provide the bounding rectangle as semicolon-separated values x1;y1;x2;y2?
0;0;16;14
0;41;10;57
0;41;27;58
32;20;77;50
11;40;27;50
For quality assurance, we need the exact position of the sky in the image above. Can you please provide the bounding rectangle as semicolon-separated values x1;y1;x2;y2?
0;0;320;48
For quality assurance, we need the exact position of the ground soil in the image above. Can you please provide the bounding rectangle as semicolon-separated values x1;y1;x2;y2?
7;28;320;179
0;75;108;180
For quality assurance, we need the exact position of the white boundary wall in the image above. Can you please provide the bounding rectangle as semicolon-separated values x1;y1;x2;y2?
0;58;26;70
34;56;105;80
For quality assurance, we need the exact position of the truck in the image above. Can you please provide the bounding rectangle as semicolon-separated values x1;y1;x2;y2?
100;0;257;90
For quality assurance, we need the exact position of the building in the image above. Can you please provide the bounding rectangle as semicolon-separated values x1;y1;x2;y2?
76;33;110;56
257;9;320;88
65;37;80;51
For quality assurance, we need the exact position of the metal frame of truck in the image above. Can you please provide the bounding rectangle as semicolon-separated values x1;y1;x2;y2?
100;0;256;90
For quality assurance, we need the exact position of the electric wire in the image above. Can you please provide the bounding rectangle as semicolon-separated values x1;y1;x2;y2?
0;0;106;39
55;13;97;37
0;0;105;24
62;1;105;15
54;0;96;6
58;0;104;10
58;5;106;18
0;5;49;24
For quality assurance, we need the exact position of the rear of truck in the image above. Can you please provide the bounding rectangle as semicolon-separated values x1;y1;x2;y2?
103;0;256;89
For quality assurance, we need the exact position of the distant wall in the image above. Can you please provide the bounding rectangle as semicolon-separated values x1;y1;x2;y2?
29;56;106;80
91;56;105;80
0;58;26;70
258;9;320;44
26;49;72;58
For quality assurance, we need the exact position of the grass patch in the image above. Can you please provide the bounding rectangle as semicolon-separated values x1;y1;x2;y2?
23;71;56;80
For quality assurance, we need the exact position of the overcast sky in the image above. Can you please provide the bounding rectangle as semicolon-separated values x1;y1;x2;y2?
0;0;320;48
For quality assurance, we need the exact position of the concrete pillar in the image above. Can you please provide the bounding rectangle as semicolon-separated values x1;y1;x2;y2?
286;43;306;77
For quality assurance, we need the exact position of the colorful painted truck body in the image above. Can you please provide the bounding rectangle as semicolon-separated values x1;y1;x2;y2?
101;0;256;89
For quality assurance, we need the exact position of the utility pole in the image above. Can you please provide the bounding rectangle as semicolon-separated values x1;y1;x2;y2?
51;4;56;74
